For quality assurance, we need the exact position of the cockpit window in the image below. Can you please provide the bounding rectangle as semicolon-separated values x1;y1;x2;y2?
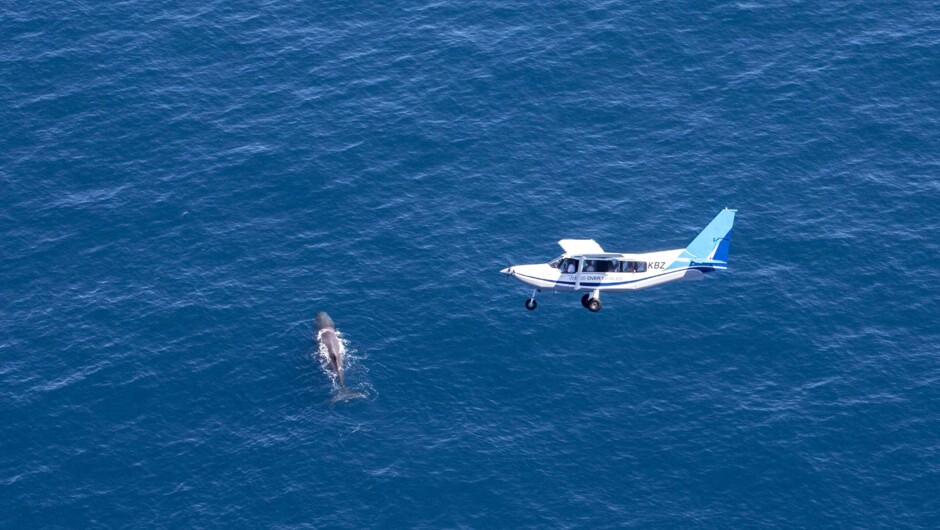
548;257;562;269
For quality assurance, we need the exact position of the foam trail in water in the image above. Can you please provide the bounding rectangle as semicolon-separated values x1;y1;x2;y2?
314;330;372;403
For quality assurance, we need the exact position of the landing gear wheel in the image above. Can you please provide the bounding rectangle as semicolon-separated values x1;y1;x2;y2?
581;294;590;308
525;298;538;311
587;298;602;312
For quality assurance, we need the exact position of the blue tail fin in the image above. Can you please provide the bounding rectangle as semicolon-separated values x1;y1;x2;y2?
684;208;736;261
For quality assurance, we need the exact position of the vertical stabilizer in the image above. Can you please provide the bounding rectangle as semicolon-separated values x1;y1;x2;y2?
684;208;736;261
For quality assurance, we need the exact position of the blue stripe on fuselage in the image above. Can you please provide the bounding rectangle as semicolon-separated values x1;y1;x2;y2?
514;266;717;288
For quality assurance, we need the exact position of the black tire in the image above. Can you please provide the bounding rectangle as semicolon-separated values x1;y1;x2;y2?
587;298;601;312
581;294;590;307
525;298;537;310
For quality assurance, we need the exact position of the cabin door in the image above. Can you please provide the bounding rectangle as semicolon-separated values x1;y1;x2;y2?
575;257;584;290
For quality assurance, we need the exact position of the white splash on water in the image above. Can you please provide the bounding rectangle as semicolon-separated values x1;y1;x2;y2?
313;329;374;403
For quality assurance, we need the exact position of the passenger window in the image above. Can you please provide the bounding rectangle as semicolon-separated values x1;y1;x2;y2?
636;261;647;273
583;260;597;272
605;260;618;273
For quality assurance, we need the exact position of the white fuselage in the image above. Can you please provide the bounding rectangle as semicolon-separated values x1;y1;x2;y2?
504;249;721;293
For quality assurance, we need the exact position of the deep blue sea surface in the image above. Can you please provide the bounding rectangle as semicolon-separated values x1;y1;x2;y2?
3;1;940;527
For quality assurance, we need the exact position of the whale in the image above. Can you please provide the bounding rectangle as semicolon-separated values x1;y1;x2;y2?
315;311;346;389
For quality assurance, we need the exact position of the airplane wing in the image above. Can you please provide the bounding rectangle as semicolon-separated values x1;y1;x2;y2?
558;239;604;255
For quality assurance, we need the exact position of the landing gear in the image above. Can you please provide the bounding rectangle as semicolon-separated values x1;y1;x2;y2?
584;289;602;312
525;288;540;311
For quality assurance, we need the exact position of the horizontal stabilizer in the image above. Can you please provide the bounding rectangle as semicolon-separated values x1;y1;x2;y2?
691;258;730;267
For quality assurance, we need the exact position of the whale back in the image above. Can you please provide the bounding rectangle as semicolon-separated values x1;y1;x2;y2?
315;311;335;331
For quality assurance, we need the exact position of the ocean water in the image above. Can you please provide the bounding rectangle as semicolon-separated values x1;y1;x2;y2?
3;0;940;527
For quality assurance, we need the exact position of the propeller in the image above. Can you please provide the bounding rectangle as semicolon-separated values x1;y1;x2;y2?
501;257;514;278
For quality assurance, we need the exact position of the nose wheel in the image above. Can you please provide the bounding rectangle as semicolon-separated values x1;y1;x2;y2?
525;288;540;310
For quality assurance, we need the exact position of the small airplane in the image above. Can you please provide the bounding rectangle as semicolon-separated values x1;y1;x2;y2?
500;208;736;312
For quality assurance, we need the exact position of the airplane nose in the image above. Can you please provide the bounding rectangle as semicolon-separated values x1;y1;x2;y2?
500;266;514;276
